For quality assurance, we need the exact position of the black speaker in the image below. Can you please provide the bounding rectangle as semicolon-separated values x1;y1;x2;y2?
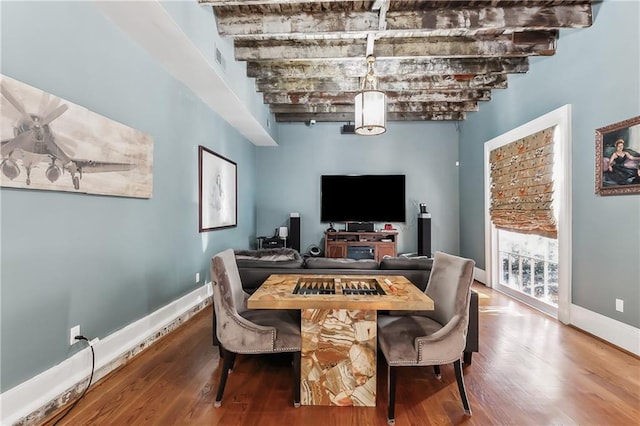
289;213;300;252
417;213;431;257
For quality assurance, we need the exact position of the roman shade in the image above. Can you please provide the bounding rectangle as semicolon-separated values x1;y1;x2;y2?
489;126;557;238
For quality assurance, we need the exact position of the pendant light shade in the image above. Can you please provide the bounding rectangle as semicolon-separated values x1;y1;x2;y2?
355;90;386;135
354;55;387;136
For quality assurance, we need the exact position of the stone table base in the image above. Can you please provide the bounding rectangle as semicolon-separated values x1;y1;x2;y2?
300;308;377;406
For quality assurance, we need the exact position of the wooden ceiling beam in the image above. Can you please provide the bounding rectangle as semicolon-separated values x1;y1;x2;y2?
263;90;491;104
269;101;479;113
382;31;557;57
256;74;508;92
214;4;591;37
235;39;366;61
387;5;593;32
235;33;557;61
216;10;379;37
387;111;466;121
275;112;354;122
199;0;347;5
247;57;528;78
274;112;468;122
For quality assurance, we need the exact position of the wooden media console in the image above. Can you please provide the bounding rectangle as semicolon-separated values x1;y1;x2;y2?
324;231;398;262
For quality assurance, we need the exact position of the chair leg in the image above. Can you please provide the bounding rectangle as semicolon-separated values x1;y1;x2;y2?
463;351;473;366
229;351;236;372
213;309;224;359
433;365;441;379
215;348;236;407
387;365;397;425
453;359;472;416
293;351;301;407
212;308;220;348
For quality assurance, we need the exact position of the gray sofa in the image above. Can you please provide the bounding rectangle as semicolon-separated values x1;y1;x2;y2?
225;248;479;365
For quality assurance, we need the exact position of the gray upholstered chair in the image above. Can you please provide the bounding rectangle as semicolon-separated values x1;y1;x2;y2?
377;251;476;424
211;249;301;407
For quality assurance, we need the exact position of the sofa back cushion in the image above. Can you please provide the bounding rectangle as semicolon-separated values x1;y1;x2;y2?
234;248;303;269
304;257;379;270
379;256;433;271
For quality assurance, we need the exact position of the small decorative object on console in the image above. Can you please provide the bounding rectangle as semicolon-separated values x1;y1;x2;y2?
308;245;322;257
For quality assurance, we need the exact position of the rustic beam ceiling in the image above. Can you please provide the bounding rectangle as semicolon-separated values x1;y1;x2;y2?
198;0;594;123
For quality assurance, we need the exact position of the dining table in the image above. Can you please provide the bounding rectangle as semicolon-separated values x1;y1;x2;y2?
247;273;434;407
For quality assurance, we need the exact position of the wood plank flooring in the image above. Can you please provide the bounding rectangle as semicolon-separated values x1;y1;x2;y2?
44;283;640;425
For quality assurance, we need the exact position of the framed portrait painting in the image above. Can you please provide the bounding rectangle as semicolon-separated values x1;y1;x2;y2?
199;146;237;231
595;115;640;196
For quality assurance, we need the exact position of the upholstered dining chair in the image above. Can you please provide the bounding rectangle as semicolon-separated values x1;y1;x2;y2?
377;251;476;425
210;248;301;407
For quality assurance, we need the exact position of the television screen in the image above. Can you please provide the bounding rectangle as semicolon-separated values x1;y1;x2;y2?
321;174;406;223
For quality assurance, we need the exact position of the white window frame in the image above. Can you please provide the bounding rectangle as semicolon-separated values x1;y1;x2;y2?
483;105;572;323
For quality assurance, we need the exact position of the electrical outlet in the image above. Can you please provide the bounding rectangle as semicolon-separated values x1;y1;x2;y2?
616;299;624;313
196;272;200;283
70;325;80;345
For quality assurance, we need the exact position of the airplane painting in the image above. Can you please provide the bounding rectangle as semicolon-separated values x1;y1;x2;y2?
0;74;153;198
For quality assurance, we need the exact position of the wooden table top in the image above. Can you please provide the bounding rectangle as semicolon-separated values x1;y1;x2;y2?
247;274;434;311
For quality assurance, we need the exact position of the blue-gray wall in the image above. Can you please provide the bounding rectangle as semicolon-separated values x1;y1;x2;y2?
161;1;279;142
255;121;461;256
459;0;640;327
0;1;257;392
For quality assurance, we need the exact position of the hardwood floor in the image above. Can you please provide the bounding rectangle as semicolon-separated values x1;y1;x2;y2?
44;283;640;425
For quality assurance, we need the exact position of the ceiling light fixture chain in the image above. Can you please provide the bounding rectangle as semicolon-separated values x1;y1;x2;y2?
362;54;379;91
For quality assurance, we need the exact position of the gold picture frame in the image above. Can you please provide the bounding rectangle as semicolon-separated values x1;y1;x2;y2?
595;115;640;196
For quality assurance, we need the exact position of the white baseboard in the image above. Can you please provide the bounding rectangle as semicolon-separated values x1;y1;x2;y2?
571;303;640;356
473;267;487;285
0;282;213;426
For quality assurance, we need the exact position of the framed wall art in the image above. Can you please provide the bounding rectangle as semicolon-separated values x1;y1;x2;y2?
0;74;153;198
595;115;640;196
199;145;237;231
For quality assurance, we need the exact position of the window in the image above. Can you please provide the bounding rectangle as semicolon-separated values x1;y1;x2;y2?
484;105;572;321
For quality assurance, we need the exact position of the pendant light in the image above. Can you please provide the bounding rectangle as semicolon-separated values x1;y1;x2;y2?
354;55;387;136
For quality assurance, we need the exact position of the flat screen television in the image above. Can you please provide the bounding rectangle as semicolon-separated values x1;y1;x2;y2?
321;174;406;223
